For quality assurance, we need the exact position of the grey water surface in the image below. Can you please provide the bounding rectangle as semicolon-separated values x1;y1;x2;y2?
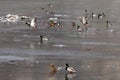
0;0;120;80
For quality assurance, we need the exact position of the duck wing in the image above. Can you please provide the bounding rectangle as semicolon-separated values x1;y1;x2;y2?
57;67;64;70
67;67;76;72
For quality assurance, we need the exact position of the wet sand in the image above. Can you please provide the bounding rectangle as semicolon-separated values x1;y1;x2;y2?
0;0;120;80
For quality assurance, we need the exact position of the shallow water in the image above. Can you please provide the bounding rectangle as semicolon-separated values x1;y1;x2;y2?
0;55;120;80
0;0;120;80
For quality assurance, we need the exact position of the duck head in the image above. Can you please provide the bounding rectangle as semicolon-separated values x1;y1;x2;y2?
65;63;69;70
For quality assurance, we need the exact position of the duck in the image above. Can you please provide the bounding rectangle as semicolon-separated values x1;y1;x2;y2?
65;63;76;73
48;4;53;8
49;64;57;77
49;64;64;72
1;14;20;24
25;17;37;30
39;35;49;44
80;16;88;25
49;64;58;72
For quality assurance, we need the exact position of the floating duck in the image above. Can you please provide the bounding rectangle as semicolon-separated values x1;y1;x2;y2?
49;64;57;77
25;17;37;30
49;64;64;72
0;14;21;24
91;12;97;18
49;64;58;72
65;63;76;73
48;4;53;8
39;35;49;44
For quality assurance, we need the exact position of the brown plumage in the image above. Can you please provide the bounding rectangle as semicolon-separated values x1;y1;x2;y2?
49;64;57;72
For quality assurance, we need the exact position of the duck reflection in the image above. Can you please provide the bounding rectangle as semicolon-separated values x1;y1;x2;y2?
49;71;76;80
49;70;57;77
65;73;76;80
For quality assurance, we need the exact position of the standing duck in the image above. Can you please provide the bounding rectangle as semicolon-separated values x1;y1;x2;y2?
65;63;76;73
